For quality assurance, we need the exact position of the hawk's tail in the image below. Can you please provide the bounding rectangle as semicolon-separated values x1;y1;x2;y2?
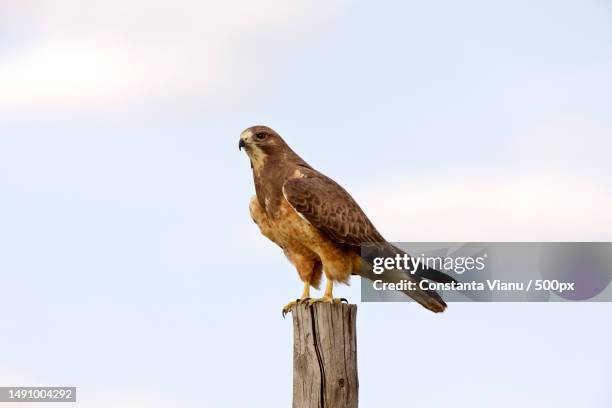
362;266;448;312
358;243;454;313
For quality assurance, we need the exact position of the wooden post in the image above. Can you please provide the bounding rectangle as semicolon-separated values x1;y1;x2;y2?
292;303;358;408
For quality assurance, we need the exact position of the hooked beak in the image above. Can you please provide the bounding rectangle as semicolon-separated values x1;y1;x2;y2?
238;139;246;151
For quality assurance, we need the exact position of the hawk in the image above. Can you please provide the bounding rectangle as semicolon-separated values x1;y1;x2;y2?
239;125;454;315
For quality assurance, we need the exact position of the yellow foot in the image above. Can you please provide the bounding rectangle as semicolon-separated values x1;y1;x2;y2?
307;297;348;307
282;298;311;318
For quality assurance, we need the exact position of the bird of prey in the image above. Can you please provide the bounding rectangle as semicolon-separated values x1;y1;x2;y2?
239;125;454;315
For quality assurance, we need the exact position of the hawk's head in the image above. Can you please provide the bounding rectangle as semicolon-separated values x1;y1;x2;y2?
239;125;288;168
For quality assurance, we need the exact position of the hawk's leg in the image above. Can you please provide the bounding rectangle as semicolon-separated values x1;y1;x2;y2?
282;281;312;317
307;279;348;306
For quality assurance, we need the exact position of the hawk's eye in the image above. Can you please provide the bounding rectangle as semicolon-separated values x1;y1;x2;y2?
255;132;267;140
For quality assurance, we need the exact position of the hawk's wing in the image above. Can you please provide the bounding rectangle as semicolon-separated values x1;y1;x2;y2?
282;172;456;284
282;174;385;249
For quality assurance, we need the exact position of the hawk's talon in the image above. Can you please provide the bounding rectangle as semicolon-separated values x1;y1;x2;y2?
307;297;346;307
282;300;297;318
282;298;311;317
340;298;348;304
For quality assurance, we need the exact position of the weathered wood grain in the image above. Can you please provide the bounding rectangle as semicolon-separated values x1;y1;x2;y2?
292;303;358;408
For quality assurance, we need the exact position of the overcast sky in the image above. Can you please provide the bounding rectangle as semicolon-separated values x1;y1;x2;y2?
1;1;611;407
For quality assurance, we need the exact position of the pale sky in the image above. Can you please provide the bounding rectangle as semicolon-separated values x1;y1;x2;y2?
1;1;611;407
